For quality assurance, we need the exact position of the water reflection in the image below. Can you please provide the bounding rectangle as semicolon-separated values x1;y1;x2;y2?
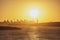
0;26;60;40
27;26;39;40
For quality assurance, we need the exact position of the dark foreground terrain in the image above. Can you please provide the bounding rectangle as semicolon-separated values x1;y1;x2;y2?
0;26;60;40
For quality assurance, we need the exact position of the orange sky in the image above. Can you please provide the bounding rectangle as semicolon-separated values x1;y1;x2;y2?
0;0;60;23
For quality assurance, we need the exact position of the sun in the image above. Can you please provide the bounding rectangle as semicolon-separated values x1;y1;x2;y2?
29;8;39;19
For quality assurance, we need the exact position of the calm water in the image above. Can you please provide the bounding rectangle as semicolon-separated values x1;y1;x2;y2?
0;26;60;40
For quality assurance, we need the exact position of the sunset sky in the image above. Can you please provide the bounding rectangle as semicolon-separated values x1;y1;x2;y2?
0;0;60;23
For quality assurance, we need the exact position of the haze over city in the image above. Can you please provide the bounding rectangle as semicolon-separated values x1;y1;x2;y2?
0;0;60;23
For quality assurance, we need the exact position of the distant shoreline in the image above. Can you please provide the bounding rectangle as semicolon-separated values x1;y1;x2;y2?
0;22;60;27
0;26;21;30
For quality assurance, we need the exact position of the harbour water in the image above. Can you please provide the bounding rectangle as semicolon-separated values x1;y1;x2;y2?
0;26;60;40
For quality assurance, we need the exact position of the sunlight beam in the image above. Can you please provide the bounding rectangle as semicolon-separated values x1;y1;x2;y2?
29;8;39;19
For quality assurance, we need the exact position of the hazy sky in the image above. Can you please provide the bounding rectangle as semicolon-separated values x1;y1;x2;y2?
0;0;60;22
